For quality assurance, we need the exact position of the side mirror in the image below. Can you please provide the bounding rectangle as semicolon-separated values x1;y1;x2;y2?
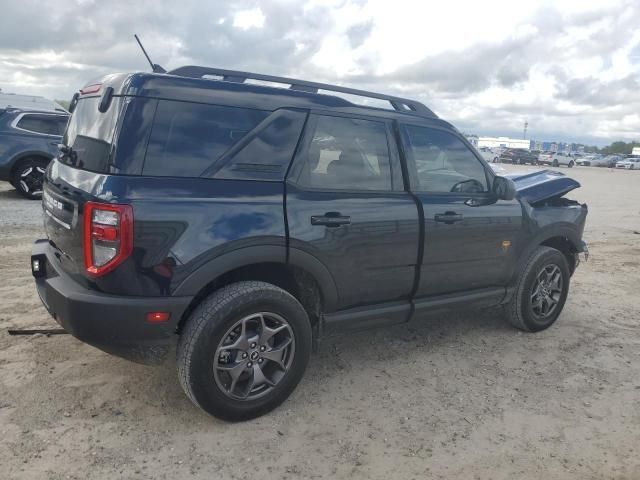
493;176;516;200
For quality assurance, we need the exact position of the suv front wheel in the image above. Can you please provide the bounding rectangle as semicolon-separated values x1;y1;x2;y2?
505;246;570;332
177;281;312;421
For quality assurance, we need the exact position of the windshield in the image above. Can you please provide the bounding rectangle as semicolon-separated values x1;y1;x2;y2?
61;96;120;172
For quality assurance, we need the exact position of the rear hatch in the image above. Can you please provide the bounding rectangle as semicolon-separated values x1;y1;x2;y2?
43;75;127;283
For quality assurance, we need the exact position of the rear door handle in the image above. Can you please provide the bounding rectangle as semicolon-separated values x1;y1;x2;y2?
434;212;464;224
311;212;351;228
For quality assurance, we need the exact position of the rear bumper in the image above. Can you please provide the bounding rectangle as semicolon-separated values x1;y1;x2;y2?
31;239;193;364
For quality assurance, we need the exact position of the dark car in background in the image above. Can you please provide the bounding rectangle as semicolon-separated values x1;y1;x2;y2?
32;67;588;421
0;108;69;199
499;148;538;165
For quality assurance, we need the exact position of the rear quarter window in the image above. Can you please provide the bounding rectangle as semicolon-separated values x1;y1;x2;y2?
142;100;269;177
15;113;68;135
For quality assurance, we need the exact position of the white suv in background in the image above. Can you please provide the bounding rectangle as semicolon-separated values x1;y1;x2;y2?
538;151;576;168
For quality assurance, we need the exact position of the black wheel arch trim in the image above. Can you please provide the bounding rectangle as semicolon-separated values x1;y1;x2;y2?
8;151;54;175
172;245;339;313
511;226;583;285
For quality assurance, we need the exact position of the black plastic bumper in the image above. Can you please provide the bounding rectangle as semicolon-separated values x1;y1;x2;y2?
31;239;193;364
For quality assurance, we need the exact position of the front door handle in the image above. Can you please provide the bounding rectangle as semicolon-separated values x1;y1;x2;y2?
311;212;351;228
434;212;464;224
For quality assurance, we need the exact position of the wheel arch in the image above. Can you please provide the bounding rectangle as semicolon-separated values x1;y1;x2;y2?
174;246;338;334
513;227;582;282
9;151;53;177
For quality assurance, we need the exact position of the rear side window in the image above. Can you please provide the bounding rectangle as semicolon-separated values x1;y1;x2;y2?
16;114;68;135
294;114;393;191
143;101;269;177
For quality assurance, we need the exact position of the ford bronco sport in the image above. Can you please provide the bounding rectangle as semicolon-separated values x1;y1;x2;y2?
32;67;588;421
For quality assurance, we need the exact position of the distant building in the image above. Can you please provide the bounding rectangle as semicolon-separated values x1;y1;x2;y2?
632;147;640;156
477;136;530;150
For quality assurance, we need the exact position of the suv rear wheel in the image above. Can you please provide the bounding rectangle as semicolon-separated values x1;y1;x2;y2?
13;158;48;199
177;281;312;421
505;246;570;332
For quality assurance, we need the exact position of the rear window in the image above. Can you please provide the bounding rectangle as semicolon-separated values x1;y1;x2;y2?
142;100;269;177
16;113;68;135
62;97;120;172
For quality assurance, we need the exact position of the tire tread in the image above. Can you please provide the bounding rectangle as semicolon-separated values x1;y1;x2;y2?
177;281;307;419
506;246;563;332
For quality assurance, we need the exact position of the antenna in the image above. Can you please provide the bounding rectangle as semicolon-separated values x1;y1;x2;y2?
134;34;166;73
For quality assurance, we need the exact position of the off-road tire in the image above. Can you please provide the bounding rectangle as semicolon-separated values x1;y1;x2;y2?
505;246;570;332
177;281;312;421
552;159;559;167
568;161;574;168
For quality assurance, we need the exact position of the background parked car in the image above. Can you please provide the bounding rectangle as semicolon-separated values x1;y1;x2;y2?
476;146;500;163
577;154;602;166
590;155;623;167
615;157;640;169
0;107;68;199
538;151;576;168
498;148;538;164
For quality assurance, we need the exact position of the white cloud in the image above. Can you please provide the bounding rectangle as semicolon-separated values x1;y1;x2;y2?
0;0;638;144
233;7;266;30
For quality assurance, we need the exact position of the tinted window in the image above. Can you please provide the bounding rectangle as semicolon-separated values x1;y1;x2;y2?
16;114;68;135
402;125;488;193
211;109;307;181
53;116;69;136
143;100;268;177
295;115;392;191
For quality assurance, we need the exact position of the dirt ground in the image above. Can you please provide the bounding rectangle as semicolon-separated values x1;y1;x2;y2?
1;165;639;479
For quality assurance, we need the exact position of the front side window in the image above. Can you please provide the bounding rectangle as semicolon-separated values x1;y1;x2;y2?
16;114;68;135
143;100;268;177
295;114;392;191
401;125;488;193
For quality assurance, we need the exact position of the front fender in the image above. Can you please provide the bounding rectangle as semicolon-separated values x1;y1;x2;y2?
510;224;584;286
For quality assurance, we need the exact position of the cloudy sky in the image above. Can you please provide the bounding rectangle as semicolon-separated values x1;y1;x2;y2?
1;0;638;145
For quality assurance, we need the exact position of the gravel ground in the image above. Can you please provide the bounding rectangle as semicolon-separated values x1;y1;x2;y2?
1;165;639;479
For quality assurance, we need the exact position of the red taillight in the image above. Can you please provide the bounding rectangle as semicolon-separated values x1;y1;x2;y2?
83;202;133;277
80;83;102;95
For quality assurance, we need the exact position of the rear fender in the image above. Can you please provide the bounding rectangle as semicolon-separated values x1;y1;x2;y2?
172;245;339;312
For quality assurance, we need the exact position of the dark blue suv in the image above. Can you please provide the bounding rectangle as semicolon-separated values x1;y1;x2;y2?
31;67;588;421
0;108;69;199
